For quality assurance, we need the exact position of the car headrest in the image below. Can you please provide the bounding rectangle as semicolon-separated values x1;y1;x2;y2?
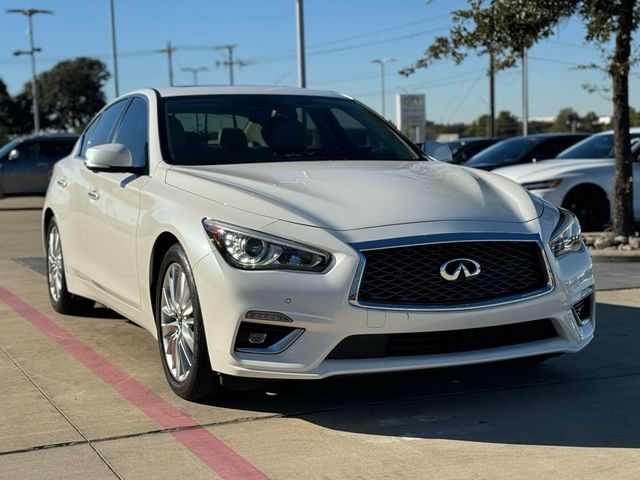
219;128;247;149
167;116;186;154
264;120;306;154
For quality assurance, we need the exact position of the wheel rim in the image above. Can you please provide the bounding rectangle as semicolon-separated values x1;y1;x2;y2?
160;263;195;382
47;225;63;304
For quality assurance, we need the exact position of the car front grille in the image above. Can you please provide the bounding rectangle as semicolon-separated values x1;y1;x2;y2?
354;241;549;308
326;319;558;359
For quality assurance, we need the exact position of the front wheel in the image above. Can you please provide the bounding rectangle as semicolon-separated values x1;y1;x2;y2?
155;244;220;400
46;219;94;315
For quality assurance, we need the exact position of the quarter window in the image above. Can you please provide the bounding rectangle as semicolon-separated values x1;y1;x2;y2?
79;119;99;157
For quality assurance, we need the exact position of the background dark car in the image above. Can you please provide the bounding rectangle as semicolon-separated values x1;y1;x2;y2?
0;134;78;196
443;137;501;164
463;132;589;170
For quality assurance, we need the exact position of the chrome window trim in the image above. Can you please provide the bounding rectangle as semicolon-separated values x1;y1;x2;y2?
348;232;555;312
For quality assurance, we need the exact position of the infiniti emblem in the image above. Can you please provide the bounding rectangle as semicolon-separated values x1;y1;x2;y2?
440;258;481;282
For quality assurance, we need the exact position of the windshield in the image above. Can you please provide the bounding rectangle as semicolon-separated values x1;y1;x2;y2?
0;138;21;159
465;137;541;167
161;95;421;165
557;133;640;159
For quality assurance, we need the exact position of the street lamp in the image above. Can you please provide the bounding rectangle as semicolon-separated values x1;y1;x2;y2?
181;67;209;86
371;58;395;119
7;8;53;134
108;0;119;98
296;0;306;88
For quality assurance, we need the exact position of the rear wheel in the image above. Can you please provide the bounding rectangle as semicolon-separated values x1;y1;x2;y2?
155;244;221;400
46;219;95;315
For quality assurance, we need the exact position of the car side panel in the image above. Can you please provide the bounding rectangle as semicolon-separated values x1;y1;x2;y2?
132;168;278;336
84;170;150;309
45;156;90;281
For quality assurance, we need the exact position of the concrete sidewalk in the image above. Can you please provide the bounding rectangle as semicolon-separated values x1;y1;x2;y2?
0;198;639;479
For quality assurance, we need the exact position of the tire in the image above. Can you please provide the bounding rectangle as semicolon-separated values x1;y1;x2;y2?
46;219;95;315
155;243;220;400
563;189;609;231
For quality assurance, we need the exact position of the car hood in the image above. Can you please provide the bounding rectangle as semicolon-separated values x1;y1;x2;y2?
494;158;614;183
165;161;543;230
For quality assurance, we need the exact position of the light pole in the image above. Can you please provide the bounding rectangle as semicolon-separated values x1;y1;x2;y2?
215;44;248;85
7;8;52;134
159;41;176;86
371;58;395;118
522;47;529;136
108;0;119;97
181;67;208;86
296;0;306;88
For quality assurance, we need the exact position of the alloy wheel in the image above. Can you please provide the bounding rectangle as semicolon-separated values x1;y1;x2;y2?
160;262;195;382
47;224;63;304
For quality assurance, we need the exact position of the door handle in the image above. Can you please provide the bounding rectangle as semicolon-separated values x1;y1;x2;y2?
56;177;67;188
88;190;100;200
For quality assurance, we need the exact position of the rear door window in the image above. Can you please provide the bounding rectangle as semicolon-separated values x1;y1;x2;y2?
39;140;76;160
14;141;40;162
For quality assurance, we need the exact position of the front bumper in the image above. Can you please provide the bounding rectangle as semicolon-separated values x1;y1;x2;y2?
192;220;595;380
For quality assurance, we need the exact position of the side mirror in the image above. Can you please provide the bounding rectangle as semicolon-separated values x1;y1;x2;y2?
85;143;134;171
7;149;19;161
422;141;453;162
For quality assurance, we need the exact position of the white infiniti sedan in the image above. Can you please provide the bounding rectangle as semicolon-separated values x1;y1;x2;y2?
43;87;595;400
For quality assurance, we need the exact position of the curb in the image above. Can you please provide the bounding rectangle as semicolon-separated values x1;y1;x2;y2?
590;252;640;263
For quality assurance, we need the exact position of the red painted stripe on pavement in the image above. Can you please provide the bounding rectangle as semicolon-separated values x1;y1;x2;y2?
0;287;269;480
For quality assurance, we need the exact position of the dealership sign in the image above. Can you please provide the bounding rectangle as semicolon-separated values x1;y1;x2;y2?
396;94;425;143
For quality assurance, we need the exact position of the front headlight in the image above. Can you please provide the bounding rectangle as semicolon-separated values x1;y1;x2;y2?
522;179;562;190
549;208;583;257
202;219;331;272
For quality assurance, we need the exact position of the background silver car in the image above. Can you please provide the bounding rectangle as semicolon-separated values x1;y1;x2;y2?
0;134;78;196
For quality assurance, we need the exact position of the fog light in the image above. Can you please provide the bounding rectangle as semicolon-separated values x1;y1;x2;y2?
572;292;593;326
248;332;268;344
234;322;304;354
245;310;292;323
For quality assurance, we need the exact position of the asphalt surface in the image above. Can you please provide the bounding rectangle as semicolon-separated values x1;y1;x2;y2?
0;196;639;479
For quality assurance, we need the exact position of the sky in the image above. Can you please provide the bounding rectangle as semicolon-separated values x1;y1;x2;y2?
1;0;638;125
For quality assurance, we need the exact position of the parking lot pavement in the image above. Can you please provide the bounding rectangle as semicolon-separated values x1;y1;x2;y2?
0;197;639;479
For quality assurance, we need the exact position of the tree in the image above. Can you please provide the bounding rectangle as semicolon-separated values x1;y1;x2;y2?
464;114;490;136
401;0;639;236
20;57;110;132
495;110;519;136
581;111;603;133
463;111;519;136
0;79;12;145
551;107;580;132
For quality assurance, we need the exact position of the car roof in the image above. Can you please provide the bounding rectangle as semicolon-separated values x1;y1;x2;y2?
147;85;346;99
